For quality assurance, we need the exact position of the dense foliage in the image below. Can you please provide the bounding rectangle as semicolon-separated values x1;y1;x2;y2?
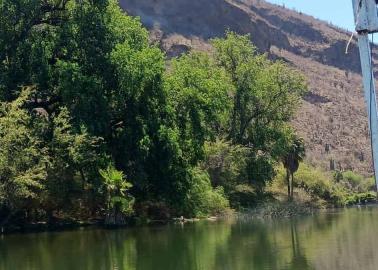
0;0;307;226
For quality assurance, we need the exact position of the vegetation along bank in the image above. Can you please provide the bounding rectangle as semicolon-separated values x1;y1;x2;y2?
0;0;375;233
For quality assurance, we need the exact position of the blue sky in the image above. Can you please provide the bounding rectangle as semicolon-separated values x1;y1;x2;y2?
266;0;355;31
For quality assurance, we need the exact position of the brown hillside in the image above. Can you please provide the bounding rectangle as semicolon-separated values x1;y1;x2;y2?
120;0;375;175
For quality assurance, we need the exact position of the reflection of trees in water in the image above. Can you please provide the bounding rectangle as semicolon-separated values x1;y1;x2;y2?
286;220;314;270
4;208;378;270
116;208;378;270
311;207;378;270
0;229;137;270
211;219;315;270
213;221;282;270
104;229;137;270
0;218;327;270
133;221;233;270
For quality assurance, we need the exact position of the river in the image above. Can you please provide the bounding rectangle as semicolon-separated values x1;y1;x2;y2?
1;206;378;270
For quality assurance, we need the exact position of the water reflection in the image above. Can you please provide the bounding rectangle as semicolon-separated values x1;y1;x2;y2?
286;220;313;270
1;207;378;270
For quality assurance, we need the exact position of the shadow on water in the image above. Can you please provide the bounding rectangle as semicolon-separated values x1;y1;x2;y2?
2;206;378;270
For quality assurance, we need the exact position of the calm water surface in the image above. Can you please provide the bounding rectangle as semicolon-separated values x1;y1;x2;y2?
2;207;378;270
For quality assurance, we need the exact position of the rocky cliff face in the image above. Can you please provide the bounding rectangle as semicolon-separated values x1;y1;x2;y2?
120;0;376;174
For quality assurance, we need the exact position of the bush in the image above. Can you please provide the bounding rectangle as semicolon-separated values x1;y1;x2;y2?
338;171;376;193
344;192;377;205
342;171;364;185
229;184;258;209
184;167;230;217
135;201;171;222
278;164;378;207
359;177;376;192
202;140;260;209
202;139;249;192
271;164;364;207
294;164;350;206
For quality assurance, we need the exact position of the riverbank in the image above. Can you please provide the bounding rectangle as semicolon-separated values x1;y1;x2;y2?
1;214;230;235
0;219;103;235
0;193;378;234
238;201;315;220
0;201;332;235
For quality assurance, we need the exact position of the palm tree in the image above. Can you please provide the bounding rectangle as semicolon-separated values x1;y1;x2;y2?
99;165;134;225
282;136;305;200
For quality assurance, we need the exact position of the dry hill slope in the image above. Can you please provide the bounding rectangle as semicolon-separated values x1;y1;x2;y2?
120;0;375;175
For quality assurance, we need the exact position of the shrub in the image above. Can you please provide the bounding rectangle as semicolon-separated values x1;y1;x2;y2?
184;167;230;217
202;140;258;209
344;192;377;205
342;171;364;190
338;171;376;193
136;201;171;221
280;164;378;206
202;139;249;192
229;184;258;209
272;164;359;206
294;164;353;206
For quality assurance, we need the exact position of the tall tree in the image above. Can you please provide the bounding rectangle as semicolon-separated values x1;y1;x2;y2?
165;52;233;165
212;32;307;192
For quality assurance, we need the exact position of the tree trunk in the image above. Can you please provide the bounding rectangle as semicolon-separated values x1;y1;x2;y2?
105;208;127;226
290;173;294;199
286;168;291;200
79;168;86;190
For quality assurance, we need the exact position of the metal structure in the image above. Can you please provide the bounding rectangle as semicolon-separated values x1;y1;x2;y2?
352;0;378;189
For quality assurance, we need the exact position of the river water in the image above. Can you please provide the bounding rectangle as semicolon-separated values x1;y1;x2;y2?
1;207;378;270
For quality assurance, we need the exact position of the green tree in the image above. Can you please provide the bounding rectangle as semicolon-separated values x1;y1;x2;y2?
0;0;194;217
41;107;103;219
0;88;47;224
212;32;307;192
165;52;233;165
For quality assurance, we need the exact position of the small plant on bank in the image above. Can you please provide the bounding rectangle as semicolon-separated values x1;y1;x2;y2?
99;165;134;225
